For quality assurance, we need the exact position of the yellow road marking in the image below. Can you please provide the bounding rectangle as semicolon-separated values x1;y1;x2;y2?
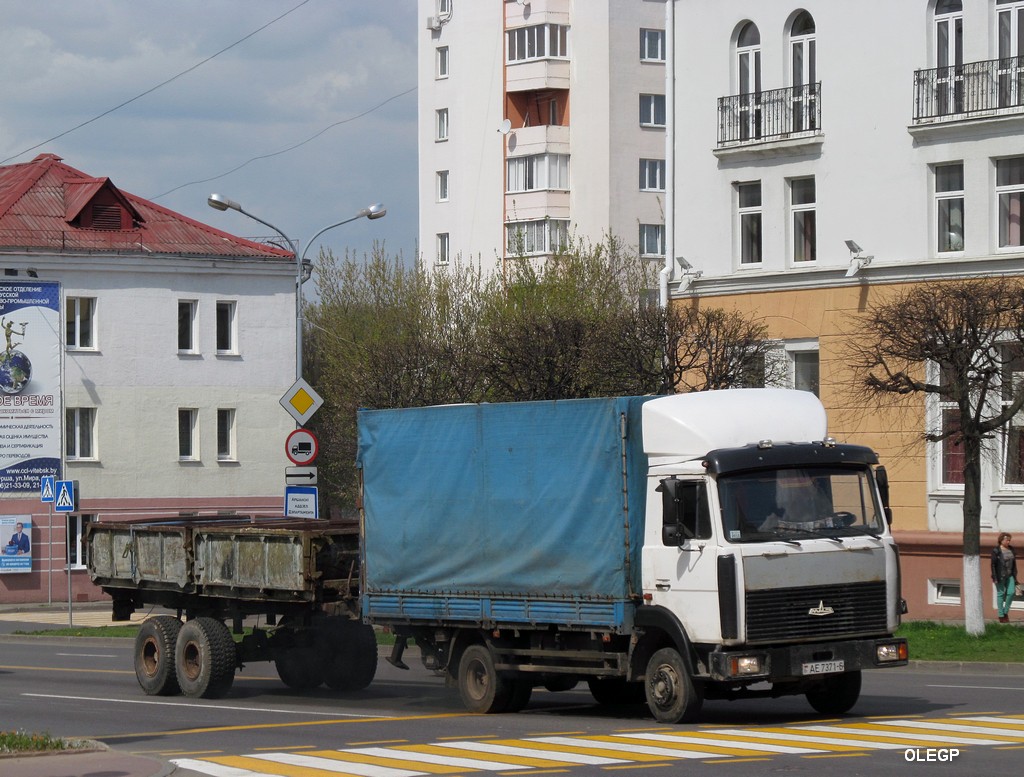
396;743;576;768
486;739;668;763
306;749;467;773
206;755;358;777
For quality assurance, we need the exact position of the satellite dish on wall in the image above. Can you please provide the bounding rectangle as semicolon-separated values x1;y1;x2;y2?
497;119;512;134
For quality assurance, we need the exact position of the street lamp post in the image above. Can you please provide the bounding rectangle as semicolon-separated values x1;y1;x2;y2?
207;194;385;382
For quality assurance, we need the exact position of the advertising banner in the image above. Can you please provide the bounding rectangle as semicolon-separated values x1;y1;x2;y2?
0;281;61;494
0;515;32;573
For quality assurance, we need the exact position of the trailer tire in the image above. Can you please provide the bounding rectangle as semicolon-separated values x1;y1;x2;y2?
275;634;327;691
457;644;512;713
543;677;579;693
134;616;181;696
175;617;236;699
806;670;861;715
587;678;646;705
323;621;379;691
645;647;703;723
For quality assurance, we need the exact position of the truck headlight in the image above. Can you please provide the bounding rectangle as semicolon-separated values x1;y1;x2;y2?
729;655;763;676
876;641;908;662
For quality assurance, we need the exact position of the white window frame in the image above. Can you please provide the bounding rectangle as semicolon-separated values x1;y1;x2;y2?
737;181;762;265
436;170;450;202
435;108;449;142
437;0;451;16
640;159;666;192
178;408;198;461
506;24;569;64
436;232;450;265
506;153;570;193
217;408;236;462
66;514;94;569
505;219;570;257
436;46;449;79
178;299;197;353
996;156;1024;249
215;300;237;355
998;342;1024;489
640;28;665;62
789;176;816;263
66;407;96;461
639;224;665;258
929;578;962;606
639;94;666;128
66;296;96;350
935;162;964;253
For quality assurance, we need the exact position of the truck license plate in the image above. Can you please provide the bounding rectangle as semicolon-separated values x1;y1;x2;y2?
802;660;844;675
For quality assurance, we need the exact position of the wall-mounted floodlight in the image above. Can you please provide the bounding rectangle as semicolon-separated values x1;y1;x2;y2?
844;240;873;278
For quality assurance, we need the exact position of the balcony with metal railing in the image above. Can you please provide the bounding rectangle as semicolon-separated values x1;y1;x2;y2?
716;83;822;156
913;56;1024;125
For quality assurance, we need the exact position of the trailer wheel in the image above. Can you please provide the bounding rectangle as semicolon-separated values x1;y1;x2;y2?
323;621;379;691
134;616;181;696
645;647;703;723
175;617;236;699
806;670;861;715
457;644;512;713
587;678;645;705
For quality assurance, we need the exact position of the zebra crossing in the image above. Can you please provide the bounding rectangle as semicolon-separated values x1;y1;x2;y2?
170;714;1024;775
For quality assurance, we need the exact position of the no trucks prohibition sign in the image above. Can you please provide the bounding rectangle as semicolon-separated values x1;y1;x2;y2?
286;428;319;465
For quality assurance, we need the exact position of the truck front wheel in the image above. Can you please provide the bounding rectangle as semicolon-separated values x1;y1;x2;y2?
457;644;512;713
175;617;237;699
806;670;861;715
134;616;181;696
645;647;703;723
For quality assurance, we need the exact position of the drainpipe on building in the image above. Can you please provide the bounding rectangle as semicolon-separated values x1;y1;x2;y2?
660;0;675;309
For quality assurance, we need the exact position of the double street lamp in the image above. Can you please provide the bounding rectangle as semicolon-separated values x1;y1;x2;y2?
207;194;386;381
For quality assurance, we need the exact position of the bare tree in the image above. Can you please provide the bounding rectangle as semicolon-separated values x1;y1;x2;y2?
847;277;1024;634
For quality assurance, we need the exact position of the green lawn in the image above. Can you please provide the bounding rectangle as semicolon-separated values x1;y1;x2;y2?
0;730;89;754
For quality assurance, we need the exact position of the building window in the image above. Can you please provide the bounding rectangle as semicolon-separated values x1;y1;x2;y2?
435;108;449;141
639;159;666;192
506;24;569;63
997;156;1024;248
437;170;449;202
736;22;762;140
737;181;762;264
790;177;816;263
217;408;236;461
639;94;666;127
66;297;95;349
789;12;817;133
506;219;569;256
1001;343;1024;485
929;578;962;606
66;408;96;460
66;515;94;568
506;153;570;193
936;162;964;252
639;224;665;258
935;363;965;485
216;301;236;354
640;28;665;62
437;0;451;15
178;408;198;461
436;46;449;79
436;233;450;265
998;0;1024;108
792;351;820;395
178;300;197;352
934;1;963;115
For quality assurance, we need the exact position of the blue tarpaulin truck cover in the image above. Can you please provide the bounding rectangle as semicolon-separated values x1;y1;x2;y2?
357;397;653;613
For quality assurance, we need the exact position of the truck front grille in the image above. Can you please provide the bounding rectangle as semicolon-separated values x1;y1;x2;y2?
745;581;887;643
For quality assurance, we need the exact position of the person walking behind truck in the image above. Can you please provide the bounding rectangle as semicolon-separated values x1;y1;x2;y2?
991;532;1018;623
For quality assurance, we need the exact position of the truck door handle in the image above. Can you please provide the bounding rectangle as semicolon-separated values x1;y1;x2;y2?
656;582;671;591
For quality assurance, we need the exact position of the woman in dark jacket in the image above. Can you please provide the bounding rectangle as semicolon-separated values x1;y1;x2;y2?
991;532;1018;623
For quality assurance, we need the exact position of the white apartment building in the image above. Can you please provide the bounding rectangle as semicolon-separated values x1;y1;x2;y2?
0;154;297;604
418;0;1024;621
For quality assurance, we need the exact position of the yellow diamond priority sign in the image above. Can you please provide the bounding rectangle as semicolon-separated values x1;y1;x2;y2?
280;378;324;425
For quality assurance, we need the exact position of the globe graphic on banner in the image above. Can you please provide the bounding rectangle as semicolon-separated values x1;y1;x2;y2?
0;349;31;394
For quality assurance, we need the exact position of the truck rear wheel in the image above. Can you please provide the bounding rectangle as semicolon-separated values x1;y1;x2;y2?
458;644;512;713
645;647;703;723
806;670;861;715
134;616;181;696
175;617;236;699
323;621;379;691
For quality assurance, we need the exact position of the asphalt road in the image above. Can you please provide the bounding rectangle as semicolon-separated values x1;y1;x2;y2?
3;628;1024;777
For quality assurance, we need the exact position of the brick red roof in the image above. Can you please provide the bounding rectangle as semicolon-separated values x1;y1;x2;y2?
0;154;293;259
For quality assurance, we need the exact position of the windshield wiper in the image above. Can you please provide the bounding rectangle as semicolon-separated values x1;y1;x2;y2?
773;525;844;544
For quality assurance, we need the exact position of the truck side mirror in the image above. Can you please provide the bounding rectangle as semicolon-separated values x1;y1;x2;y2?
875;465;893;527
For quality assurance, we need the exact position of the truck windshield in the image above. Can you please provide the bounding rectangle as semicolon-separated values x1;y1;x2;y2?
717;466;885;543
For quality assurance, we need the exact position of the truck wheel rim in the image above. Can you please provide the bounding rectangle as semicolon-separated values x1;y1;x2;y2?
650;665;677;710
466;658;488;701
182;641;202;681
141;638;160;677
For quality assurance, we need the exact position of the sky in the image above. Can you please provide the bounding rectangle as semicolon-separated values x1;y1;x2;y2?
0;0;419;276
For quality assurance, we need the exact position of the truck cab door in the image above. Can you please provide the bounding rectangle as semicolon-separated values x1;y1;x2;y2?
642;477;723;643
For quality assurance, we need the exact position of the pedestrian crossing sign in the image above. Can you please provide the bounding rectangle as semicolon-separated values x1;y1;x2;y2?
54;480;76;513
40;476;55;503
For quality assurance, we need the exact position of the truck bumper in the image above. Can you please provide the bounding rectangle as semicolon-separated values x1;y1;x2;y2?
708;636;908;682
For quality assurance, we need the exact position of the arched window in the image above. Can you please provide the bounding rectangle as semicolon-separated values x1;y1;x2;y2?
932;1;963;114
790;12;816;131
736;22;761;139
997;0;1024;107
